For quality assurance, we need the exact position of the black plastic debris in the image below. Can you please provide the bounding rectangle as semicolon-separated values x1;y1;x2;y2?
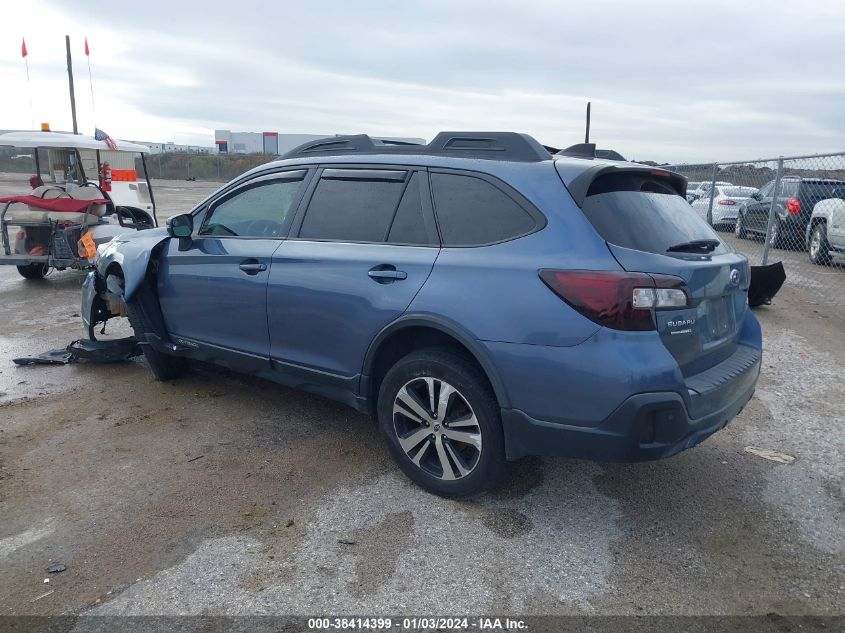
13;337;141;366
12;350;72;366
46;563;66;574
748;262;787;307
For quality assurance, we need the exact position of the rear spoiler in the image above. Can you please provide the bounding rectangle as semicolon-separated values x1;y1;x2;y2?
564;164;687;207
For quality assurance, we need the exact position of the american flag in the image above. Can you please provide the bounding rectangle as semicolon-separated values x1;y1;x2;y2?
94;128;118;150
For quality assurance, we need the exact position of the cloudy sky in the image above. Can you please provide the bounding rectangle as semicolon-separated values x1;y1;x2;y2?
2;0;844;163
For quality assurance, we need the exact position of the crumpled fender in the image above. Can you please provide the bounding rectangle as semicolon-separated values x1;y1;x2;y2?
94;227;170;300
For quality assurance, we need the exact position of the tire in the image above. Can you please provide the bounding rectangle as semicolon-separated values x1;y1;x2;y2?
377;347;506;498
16;263;48;279
125;284;187;381
734;213;747;239
808;222;832;266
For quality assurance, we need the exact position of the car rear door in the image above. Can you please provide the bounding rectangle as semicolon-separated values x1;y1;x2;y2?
157;169;310;368
567;167;750;376
267;166;440;382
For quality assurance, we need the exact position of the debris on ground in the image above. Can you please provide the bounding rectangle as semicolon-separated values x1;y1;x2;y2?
285;519;295;528
13;337;141;366
744;446;796;464
32;590;53;602
748;262;787;307
337;535;357;545
46;563;66;573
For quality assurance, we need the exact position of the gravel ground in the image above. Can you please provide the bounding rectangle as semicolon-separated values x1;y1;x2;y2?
0;179;843;618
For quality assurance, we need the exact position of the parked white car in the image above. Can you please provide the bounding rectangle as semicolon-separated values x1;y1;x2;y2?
807;188;845;265
691;185;757;229
687;181;732;203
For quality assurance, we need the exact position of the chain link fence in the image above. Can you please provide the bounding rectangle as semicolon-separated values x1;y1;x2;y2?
666;152;845;306
135;153;276;182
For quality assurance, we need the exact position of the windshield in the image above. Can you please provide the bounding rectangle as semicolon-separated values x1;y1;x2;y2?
581;190;727;255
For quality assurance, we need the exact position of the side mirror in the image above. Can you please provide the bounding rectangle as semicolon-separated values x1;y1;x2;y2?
168;213;193;238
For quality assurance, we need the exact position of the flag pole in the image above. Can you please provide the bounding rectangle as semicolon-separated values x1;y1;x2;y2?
22;38;34;129
85;37;97;129
65;35;79;134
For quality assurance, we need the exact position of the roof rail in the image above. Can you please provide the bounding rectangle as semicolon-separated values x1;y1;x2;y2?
281;132;552;162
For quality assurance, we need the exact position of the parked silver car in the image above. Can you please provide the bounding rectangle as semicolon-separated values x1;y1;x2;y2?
691;185;757;230
807;186;845;265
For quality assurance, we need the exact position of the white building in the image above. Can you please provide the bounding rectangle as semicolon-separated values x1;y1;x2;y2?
214;130;425;155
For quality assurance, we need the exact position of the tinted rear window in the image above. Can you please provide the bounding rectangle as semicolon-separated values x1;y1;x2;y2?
431;172;537;246
581;172;726;255
299;170;406;242
798;180;843;201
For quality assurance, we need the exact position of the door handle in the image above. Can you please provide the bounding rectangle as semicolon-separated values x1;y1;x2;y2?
239;261;267;274
368;265;407;283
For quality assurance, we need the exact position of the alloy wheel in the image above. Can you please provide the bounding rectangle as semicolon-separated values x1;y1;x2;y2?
392;377;482;481
769;221;779;247
809;228;821;260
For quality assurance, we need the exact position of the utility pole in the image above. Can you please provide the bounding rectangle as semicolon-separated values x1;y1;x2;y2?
65;35;79;134
585;101;591;143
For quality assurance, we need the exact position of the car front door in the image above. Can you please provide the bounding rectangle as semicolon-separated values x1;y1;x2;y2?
267;167;440;387
157;169;311;369
744;180;775;234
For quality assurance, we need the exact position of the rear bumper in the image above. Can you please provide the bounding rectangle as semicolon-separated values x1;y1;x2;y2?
501;348;761;462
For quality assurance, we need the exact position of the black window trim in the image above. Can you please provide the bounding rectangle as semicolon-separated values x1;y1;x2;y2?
287;164;440;247
195;168;314;240
427;167;547;248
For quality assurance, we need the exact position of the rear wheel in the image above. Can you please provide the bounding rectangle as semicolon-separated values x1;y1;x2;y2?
377;347;505;498
734;212;747;239
808;223;832;266
125;283;187;381
16;263;48;279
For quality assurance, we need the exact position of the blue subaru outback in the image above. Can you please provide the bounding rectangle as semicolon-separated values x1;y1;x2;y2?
82;132;762;497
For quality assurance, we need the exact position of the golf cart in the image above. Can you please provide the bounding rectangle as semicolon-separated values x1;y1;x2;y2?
0;130;158;279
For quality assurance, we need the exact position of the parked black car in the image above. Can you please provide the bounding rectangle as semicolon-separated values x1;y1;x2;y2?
735;177;845;248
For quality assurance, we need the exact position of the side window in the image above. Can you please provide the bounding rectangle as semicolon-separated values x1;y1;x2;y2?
299;170;407;242
387;172;435;245
430;172;537;246
200;174;305;237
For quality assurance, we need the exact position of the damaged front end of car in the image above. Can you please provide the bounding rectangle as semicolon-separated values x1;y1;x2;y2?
81;268;128;340
81;228;170;340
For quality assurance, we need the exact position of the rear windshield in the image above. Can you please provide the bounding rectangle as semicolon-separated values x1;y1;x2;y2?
798;180;843;200
723;187;754;197
581;172;727;255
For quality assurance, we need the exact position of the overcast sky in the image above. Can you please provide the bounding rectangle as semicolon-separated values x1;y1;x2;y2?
2;0;844;163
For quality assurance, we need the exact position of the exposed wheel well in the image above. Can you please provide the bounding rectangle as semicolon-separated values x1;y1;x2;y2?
366;325;503;414
104;262;124;279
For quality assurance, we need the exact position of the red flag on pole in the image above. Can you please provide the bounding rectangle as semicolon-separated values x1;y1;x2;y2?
84;37;89;56
21;38;28;58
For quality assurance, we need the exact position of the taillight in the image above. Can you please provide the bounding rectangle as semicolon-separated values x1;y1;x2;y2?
538;270;688;331
787;198;800;215
718;199;736;206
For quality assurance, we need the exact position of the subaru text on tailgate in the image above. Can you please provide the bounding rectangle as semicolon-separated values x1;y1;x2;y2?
81;132;762;497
